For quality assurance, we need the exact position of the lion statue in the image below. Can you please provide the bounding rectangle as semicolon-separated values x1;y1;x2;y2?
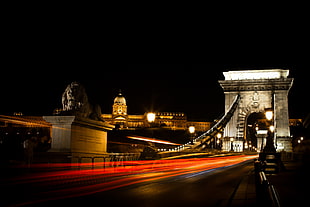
61;81;104;121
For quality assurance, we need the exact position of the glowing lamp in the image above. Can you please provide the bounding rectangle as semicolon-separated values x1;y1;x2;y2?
188;126;195;134
147;112;156;123
269;125;275;132
265;110;273;121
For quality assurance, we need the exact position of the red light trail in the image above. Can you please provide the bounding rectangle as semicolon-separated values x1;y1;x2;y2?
1;154;257;206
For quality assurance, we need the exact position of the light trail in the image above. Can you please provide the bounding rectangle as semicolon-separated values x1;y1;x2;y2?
127;135;181;145
1;154;258;206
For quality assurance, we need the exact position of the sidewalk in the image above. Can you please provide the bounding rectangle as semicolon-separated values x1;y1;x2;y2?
266;159;310;207
230;157;310;207
229;169;257;207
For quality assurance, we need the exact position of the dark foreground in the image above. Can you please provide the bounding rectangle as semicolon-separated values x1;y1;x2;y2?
1;154;309;207
1;155;256;207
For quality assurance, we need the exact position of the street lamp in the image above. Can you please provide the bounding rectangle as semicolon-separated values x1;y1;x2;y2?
189;126;195;134
147;112;156;128
263;108;276;153
147;112;156;123
146;112;156;140
188;126;195;145
265;108;273;121
216;133;222;150
269;125;275;133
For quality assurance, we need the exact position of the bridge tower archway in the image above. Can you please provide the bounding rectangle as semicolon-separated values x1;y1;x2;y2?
245;112;266;151
219;69;294;152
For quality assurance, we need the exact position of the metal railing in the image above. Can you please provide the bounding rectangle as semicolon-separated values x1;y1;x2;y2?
71;152;141;168
255;161;281;207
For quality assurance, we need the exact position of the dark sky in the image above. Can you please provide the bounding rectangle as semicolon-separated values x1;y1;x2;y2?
1;64;308;121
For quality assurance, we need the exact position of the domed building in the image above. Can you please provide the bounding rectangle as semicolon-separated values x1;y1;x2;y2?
102;91;145;129
101;90;213;132
112;91;128;127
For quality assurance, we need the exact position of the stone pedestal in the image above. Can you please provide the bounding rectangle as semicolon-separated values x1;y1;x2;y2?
259;152;281;174
276;137;293;152
43;116;114;161
43;116;75;152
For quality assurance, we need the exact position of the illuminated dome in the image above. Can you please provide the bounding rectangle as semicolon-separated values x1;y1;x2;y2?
114;91;126;105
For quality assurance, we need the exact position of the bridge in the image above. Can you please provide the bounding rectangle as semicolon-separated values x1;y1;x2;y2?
0;69;294;164
0;68;304;207
157;69;293;155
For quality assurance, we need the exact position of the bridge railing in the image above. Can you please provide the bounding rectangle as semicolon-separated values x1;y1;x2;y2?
70;153;141;168
255;161;281;207
158;94;240;152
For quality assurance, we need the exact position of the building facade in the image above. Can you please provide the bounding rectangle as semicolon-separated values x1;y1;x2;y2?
102;91;211;132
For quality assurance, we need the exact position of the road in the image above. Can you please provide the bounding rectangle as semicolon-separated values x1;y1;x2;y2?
1;154;257;207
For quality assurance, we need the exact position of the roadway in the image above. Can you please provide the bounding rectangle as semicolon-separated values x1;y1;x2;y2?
1;154;257;207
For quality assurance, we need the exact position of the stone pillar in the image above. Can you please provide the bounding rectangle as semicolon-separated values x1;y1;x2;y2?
274;90;291;138
223;92;239;138
273;90;293;152
43;116;75;152
276;137;293;152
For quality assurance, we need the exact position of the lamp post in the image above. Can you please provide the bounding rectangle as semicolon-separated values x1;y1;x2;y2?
188;126;195;145
259;108;281;174
142;112;157;159
263;109;276;153
147;112;156;139
216;133;222;149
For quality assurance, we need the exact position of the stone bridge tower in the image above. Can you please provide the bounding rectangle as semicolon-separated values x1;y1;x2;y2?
219;69;293;152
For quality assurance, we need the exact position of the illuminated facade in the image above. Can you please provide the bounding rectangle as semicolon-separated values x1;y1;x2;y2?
219;69;294;152
102;92;211;132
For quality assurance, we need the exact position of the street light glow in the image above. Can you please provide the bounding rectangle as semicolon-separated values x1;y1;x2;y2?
188;126;195;134
147;112;156;122
269;125;275;132
265;110;273;121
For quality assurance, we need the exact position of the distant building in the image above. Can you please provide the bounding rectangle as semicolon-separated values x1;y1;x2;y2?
102;91;211;132
0;115;52;162
289;119;303;126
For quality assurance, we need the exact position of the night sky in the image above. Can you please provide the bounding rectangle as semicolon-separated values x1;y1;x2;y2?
1;64;308;121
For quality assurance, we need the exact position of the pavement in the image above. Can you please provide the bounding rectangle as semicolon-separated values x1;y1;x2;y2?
229;155;310;207
2;153;309;207
229;169;257;207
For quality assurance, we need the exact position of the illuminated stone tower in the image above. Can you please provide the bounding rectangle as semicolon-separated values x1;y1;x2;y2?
219;69;294;152
112;90;128;127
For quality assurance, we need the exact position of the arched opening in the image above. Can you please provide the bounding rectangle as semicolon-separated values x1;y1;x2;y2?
245;112;266;151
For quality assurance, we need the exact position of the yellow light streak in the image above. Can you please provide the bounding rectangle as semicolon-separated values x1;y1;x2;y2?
127;136;181;145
